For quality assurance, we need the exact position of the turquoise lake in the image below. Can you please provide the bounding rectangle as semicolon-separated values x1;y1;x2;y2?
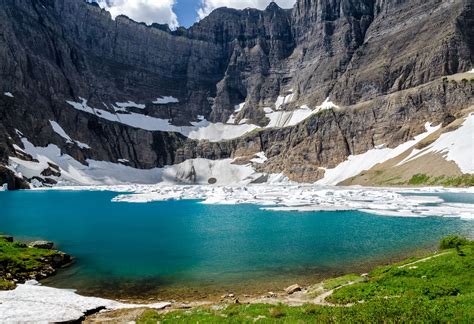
1;190;473;299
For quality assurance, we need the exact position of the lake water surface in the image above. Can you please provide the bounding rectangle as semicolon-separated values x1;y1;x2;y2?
1;190;473;299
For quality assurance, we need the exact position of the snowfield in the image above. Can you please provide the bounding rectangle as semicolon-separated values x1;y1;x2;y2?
0;281;170;322
8;135;279;186
317;122;441;184
66;97;258;141
398;113;474;173
49;120;91;149
65;96;338;141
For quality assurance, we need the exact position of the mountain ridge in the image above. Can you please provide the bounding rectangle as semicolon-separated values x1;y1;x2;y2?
0;0;472;188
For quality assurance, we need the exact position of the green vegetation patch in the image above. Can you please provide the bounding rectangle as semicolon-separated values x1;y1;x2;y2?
0;238;64;289
322;273;362;290
407;173;474;187
138;237;474;323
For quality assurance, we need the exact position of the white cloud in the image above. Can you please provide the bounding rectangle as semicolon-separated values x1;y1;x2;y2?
197;0;296;20
92;0;179;29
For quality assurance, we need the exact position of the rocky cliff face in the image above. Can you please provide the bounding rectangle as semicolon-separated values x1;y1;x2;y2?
0;0;472;187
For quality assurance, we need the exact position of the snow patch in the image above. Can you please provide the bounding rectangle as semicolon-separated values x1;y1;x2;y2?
8;135;275;186
49;120;91;149
317;122;441;185
226;102;245;124
467;68;474;74
153;96;179;104
115;100;145;109
3;92;13;97
265;97;338;128
275;91;295;110
399;113;474;173
0;283;170;323
66;98;257;141
250;152;268;164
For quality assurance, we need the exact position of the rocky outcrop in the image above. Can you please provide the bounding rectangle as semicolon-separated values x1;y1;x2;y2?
0;0;472;186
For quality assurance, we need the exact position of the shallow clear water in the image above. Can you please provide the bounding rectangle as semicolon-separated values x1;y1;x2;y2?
1;190;473;299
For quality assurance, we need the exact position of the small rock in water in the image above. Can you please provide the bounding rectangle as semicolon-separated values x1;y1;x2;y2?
284;284;302;294
28;240;54;249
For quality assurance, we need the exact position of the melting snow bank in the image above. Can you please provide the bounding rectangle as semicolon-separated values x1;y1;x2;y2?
317;122;441;185
0;281;170;322
66;97;258;141
8;134;286;186
398;113;474;173
105;185;474;220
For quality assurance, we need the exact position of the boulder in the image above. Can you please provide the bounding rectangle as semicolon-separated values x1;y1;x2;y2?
284;284;302;294
28;241;54;249
0;235;13;242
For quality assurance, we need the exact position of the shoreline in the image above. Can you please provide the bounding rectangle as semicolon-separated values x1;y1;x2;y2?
42;244;438;303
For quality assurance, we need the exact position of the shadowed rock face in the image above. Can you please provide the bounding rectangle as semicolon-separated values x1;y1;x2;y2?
0;0;472;187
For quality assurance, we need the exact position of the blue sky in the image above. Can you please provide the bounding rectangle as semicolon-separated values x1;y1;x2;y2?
174;0;200;27
90;1;296;28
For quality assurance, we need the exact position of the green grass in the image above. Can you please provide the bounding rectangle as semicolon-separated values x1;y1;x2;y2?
0;239;58;288
407;173;474;187
322;273;362;290
137;237;474;323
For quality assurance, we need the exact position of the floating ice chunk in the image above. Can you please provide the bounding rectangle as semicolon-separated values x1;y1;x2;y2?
153;96;179;104
3;92;13;97
107;184;474;220
0;183;7;191
0;284;170;323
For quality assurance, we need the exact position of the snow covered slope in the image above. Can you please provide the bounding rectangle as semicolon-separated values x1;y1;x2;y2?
398;113;474;173
317;123;441;185
7;135;283;186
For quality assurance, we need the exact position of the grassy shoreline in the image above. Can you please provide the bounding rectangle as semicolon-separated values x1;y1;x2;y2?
0;235;72;289
134;236;473;323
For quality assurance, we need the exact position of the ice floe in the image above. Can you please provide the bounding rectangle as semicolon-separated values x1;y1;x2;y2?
105;185;474;220
0;282;170;322
317;122;441;185
398;113;474;173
